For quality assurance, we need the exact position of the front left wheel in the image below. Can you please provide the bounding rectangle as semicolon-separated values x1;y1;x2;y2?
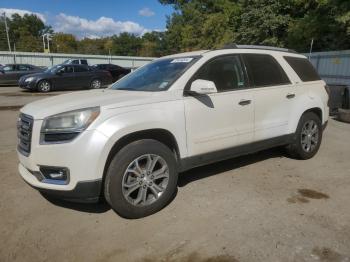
104;139;178;219
37;80;51;92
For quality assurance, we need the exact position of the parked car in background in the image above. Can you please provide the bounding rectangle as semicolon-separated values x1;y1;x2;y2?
62;59;88;65
0;64;46;85
19;64;113;92
92;64;131;82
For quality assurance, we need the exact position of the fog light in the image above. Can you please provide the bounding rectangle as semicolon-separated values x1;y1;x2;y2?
39;166;69;185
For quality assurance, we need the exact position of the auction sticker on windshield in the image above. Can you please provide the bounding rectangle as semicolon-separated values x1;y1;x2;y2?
171;58;193;63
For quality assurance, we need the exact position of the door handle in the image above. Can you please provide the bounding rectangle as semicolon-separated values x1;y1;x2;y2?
238;99;251;106
286;93;295;99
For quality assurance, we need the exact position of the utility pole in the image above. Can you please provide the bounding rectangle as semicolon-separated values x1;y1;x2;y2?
309;38;314;60
42;35;46;51
3;12;11;52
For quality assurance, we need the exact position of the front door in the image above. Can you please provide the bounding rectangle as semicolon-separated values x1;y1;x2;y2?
184;55;254;157
55;65;76;89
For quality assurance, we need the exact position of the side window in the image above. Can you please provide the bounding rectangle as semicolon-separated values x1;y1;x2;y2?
3;65;15;72
243;54;290;87
192;55;247;92
18;65;30;71
66;66;74;73
74;66;88;73
81;60;88;65
71;60;79;65
284;56;321;82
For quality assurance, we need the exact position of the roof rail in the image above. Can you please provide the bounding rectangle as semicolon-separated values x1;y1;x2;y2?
220;44;297;54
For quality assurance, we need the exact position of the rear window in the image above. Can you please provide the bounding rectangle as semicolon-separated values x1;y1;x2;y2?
243;54;291;87
284;56;321;82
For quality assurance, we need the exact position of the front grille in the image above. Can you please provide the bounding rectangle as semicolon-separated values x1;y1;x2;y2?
17;113;34;155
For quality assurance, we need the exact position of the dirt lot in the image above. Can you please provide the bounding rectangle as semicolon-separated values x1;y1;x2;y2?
1;87;350;262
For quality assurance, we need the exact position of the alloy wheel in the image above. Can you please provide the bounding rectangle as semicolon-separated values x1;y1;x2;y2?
122;154;169;207
300;120;319;153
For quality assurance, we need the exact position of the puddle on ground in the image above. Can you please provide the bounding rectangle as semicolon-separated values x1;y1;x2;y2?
0;105;22;111
298;189;329;199
141;252;239;262
287;189;329;204
287;196;310;204
311;247;349;262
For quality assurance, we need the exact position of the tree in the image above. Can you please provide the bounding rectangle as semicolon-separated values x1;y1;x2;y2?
110;33;142;56
52;33;78;53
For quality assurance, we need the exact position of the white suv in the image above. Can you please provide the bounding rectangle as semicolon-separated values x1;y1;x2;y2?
17;46;329;218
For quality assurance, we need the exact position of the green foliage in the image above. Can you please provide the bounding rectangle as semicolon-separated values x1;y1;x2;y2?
1;1;349;56
161;0;350;52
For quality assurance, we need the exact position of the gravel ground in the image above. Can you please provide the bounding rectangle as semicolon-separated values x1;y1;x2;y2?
0;87;350;262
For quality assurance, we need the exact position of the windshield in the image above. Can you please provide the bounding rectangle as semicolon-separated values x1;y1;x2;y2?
110;56;199;91
45;64;64;73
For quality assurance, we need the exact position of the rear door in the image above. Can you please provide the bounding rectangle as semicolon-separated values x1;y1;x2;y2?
184;55;254;156
242;53;295;141
74;65;91;88
17;64;36;78
0;65;19;84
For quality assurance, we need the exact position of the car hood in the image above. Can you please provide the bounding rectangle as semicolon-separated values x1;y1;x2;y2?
20;89;177;119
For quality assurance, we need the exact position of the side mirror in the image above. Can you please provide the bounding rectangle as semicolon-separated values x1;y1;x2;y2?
189;79;218;95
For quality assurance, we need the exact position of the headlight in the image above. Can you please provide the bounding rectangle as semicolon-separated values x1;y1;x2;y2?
25;77;34;82
41;107;100;143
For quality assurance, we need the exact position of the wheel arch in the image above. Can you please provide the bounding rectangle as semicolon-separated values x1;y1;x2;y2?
302;107;323;123
289;106;324;134
101;128;181;191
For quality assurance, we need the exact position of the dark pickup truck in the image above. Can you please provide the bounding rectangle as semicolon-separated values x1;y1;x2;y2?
19;64;113;92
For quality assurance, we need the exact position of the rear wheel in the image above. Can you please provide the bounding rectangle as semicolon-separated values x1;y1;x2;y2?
90;79;101;89
286;112;323;159
104;139;178;218
37;80;51;92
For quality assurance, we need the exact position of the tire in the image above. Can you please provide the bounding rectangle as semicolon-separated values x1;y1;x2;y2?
37;80;51;92
104;139;178;218
90;79;102;89
286;112;323;159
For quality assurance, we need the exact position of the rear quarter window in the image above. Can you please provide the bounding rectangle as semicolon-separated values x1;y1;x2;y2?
243;54;291;87
284;56;321;82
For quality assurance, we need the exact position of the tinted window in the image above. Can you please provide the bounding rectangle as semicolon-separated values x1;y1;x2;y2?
284;56;321;82
63;66;74;73
71;60;79;64
74;66;88;72
18;65;31;71
3;65;15;72
81;60;88;65
192;55;247;92
243;54;290;87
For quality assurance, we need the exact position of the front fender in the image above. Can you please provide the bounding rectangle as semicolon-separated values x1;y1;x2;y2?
94;102;187;179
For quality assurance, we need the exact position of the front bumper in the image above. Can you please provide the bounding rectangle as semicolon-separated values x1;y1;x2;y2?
18;123;109;202
20;163;102;202
18;79;37;90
